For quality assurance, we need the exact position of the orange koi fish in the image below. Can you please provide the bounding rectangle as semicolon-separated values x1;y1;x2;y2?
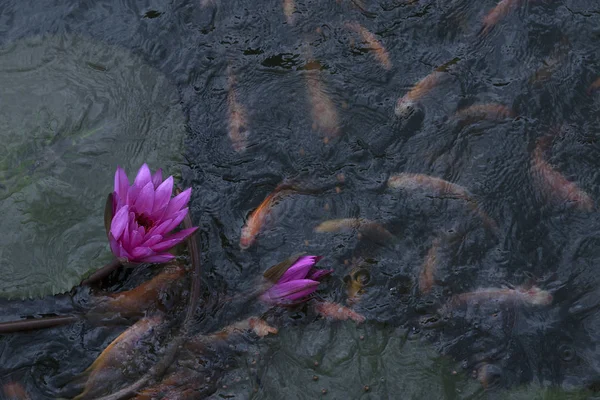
388;173;498;230
388;173;472;200
589;77;600;94
207;317;278;340
90;264;186;318
132;369;199;400
186;317;278;354
227;68;250;152
395;70;445;117
314;218;394;242
283;0;295;24
314;301;366;323
451;285;552;307
419;238;440;295
481;0;522;36
74;316;164;400
455;103;514;123
346;22;392;70
240;186;292;249
304;57;341;138
2;383;31;400
531;137;594;211
476;363;502;389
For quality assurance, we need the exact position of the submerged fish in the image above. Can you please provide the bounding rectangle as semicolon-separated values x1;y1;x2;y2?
314;218;394;242
388;173;497;230
529;37;571;85
346;22;392;70
74;316;164;400
589;77;600;94
304;57;341;138
132;369;201;400
531;137;594;211
240;186;291;249
187;317;278;352
388;173;472;201
314;301;366;323
2;383;30;400
476;363;503;389
450;285;553;307
283;0;295;24
419;238;440;295
481;0;523;35
454;103;514;123
395;70;445;117
212;317;278;340
90;264;187;318
227;68;250;152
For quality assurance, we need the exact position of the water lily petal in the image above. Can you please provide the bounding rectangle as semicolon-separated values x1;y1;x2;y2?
151;227;198;252
279;256;322;283
153;176;173;214
121;214;132;248
110;206;129;241
147;218;173;237
130;228;144;249
149;206;167;223
118;242;132;260
134;181;155;216
278;261;313;283
131;246;154;259
114;166;129;201
307;268;332;281
139;253;176;263
141;234;164;248
162;208;188;234
134;163;152;189
163;188;191;218
109;233;120;258
152;168;163;188
127;183;140;207
262;279;319;303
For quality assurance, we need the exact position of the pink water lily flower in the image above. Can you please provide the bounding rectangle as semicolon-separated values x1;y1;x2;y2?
260;256;332;305
109;164;198;263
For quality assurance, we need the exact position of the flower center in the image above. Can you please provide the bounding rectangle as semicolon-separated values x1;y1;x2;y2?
136;213;154;231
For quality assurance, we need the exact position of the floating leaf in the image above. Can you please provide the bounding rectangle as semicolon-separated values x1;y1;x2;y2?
0;34;186;299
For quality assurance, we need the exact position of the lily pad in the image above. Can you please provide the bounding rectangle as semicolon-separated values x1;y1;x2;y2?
0;34;186;299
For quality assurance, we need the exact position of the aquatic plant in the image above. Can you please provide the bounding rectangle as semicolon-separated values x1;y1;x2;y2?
109;164;198;263
260;255;332;305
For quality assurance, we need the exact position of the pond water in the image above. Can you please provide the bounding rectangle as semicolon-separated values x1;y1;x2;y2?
1;0;600;399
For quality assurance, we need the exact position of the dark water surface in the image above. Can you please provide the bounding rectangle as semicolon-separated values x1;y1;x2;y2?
1;0;600;398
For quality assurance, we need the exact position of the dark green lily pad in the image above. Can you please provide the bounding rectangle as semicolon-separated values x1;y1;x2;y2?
0;34;185;299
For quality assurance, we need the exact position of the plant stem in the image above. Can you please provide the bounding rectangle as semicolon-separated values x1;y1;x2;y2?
183;212;201;330
0;315;78;334
80;258;122;286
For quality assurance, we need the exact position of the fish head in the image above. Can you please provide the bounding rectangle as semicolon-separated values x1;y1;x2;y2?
239;226;253;249
394;97;416;118
524;286;553;306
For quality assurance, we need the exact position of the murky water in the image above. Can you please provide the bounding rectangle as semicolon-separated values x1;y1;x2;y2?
1;0;600;398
